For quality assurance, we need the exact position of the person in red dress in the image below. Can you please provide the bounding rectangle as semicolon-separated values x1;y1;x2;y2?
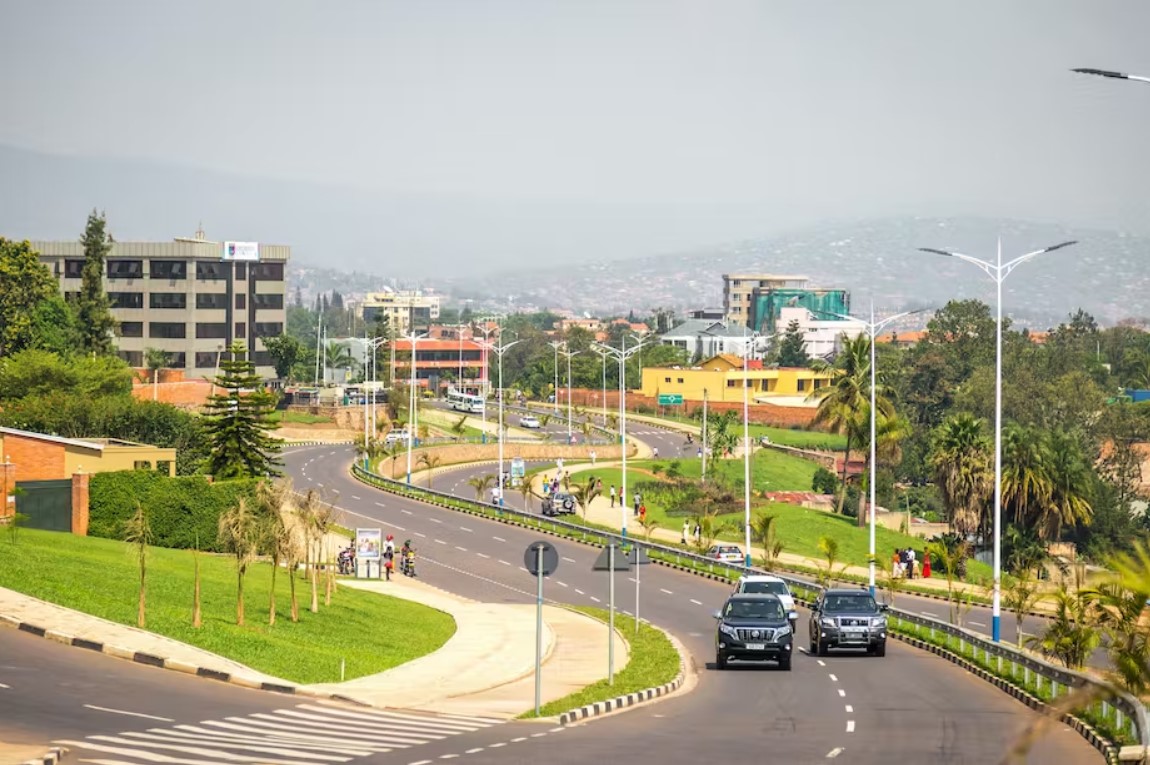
922;549;932;578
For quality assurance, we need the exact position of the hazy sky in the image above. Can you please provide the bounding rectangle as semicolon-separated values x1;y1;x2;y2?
3;1;1150;274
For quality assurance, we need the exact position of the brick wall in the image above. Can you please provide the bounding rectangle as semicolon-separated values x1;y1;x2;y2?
565;388;819;428
0;462;13;519
0;434;66;481
130;379;213;408
71;472;90;536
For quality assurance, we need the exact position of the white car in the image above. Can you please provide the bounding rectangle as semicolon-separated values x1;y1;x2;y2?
519;415;541;429
705;544;745;563
736;574;799;625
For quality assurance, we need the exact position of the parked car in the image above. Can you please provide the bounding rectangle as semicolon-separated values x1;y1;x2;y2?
542;492;577;517
713;593;793;670
808;588;888;657
705;544;745;562
735;574;799;630
520;415;541;429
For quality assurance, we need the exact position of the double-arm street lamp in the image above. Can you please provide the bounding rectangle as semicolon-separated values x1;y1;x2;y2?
559;346;581;443
363;333;389;461
548;340;564;414
591;338;646;538
484;333;521;499
820;306;924;595
591;346;610;425
920;240;1076;642
1072;67;1150;86
404;331;428;485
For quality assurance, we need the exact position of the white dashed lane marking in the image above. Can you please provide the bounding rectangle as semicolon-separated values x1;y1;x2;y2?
690;599;703;605
828;674;838;682
659;588;673;595
493;536;507;542
351;495;361;501
846;720;855;733
845;705;853;713
562;556;576;563
838;689;846;697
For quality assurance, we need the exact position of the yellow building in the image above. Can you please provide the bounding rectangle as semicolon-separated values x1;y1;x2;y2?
640;355;834;405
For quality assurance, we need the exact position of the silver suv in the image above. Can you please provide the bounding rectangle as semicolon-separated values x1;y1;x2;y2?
808;588;888;657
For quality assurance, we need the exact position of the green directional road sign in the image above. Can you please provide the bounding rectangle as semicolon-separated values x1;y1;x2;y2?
658;394;684;406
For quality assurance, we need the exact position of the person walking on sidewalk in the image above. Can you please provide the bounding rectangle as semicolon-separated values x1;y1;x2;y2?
639;503;647;523
633;491;641;517
610;484;617;508
681;519;689;544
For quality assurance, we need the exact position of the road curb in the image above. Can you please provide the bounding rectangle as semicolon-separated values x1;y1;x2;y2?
0;615;373;706
21;746;66;765
891;632;1120;763
282;440;356;447
557;622;691;726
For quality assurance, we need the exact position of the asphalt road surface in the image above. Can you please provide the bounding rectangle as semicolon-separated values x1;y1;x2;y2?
289;444;1102;764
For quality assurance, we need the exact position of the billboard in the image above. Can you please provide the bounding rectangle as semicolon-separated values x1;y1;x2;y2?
355;528;382;560
222;241;260;262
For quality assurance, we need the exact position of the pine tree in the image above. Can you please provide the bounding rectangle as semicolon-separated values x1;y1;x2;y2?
294;285;303;308
75;210;117;355
331;291;344;311
203;341;283;478
777;319;810;367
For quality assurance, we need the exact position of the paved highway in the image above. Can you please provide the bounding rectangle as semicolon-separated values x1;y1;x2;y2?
292;444;1102;763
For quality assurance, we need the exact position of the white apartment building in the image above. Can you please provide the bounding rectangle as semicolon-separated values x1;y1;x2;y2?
361;290;440;335
776;305;867;360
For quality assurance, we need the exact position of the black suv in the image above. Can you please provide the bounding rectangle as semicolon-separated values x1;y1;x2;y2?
541;492;577;517
808;588;888;657
713;593;794;670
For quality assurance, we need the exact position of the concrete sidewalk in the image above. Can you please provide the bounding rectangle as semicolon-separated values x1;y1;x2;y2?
0;574;628;720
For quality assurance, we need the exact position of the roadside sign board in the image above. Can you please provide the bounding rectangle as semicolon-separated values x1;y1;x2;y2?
657;394;684;406
524;540;559;577
355;528;381;560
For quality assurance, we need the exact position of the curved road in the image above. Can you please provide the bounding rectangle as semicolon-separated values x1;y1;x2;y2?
293;444;1101;764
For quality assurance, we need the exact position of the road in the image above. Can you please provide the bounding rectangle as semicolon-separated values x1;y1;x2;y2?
290;444;1102;764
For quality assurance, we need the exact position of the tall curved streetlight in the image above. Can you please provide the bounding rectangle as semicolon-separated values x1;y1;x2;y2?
920;240;1076;642
548;340;564;414
1072;67;1150;85
590;346;611;424
559;346;580;443
403;330;428;485
592;338;645;538
484;334;520;499
819;305;925;595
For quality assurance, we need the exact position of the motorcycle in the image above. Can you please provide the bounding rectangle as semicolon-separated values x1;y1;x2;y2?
401;553;417;577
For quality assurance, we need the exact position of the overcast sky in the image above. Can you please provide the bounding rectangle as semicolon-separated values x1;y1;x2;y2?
2;1;1150;274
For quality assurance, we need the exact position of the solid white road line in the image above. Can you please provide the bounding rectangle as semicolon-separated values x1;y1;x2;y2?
846;720;855;733
971;621;986;627
382;521;405;530
920;611;938;617
82;705;175;722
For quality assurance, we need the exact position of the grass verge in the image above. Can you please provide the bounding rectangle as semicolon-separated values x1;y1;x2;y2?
270;410;335;425
520;605;680;719
629;411;847;451
0;529;454;684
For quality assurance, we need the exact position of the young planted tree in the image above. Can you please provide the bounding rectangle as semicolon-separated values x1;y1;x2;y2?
451;414;469;440
203;341;282;479
1025;585;1099;669
74;210;117;356
217;497;263;626
191;533;202;629
816;535;843;587
144;347;169;401
570;478;602;522
417;452;443;489
927;537;971;626
637;515;661;542
1002;571;1043;648
750;512;784;571
257;479;296;627
467;474;497;502
123;502;153;628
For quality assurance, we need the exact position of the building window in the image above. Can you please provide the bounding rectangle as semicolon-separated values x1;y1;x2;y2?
107;259;144;279
250;262;284;281
732;280;741;287
196;322;228;339
254;322;284;337
664;377;671;383
727;380;737;388
252;350;272;367
677;378;684;384
156;460;172;475
149;322;186;339
133;460;153;470
150;260;187;280
119;321;144;338
194;351;219;369
117;350;143;367
167;352;186;369
109;292;144;309
253;293;284;310
196;261;225;280
64;291;80;303
235;293;246;310
797;379;807;392
150;293;187;309
196;293;228;310
234;263;247;280
235;322;247;337
64;259;85;278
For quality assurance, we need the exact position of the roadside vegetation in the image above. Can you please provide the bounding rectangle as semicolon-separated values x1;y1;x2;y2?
0;528;454;684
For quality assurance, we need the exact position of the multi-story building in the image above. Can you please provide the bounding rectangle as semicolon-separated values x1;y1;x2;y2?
722;273;809;326
775;305;866;360
34;236;288;379
658;319;755;360
640;353;835;405
392;338;487;391
361;290;440;336
748;286;851;335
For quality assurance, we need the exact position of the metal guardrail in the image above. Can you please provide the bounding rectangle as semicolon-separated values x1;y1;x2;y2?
350;461;1149;749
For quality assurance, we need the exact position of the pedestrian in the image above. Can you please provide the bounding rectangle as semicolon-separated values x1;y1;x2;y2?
697;447;703;459
596;477;603;493
610;484;617;508
906;547;917;579
590;449;597;465
922;549;932;579
693;521;701;543
898;548;908;578
892;548;902;577
633;491;641;517
653;446;659;459
681;519;689;544
639;504;647;523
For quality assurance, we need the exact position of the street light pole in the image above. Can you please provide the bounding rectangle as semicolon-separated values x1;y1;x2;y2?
486;335;520;499
1072;67;1150;85
477;322;499;433
404;331;428;485
548;340;564;414
820;305;923;596
559;347;580;443
592;339;645;538
920;239;1076;642
591;346;610;425
742;331;754;568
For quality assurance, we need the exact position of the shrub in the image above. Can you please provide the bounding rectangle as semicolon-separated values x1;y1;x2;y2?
811;466;837;494
89;471;260;551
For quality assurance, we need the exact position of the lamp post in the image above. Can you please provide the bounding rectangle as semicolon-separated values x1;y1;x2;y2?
548;340;564;414
592;339;645;537
819;305;923;596
591;346;610;425
1072;67;1150;85
457;322;466;391
403;331;428;485
477;322;499;432
559;346;580;443
363;334;388;456
484;334;520;497
920;239;1076;642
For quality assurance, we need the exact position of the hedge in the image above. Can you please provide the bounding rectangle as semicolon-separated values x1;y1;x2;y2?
89;471;260;551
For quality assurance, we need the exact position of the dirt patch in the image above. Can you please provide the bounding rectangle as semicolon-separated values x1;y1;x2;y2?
275;426;358;442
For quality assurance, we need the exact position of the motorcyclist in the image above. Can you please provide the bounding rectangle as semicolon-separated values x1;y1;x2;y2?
401;539;416;577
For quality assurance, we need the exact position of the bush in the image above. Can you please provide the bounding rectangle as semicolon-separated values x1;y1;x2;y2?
89;471;260;551
811;466;837;494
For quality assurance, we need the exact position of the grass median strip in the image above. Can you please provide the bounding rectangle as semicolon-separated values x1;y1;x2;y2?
0;529;454;684
520;605;680;719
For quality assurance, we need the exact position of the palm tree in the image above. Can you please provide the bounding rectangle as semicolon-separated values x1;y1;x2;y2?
638;516;661;541
570;477;601;521
750;512;784;570
467;473;497;502
929;413;993;538
706;410;740;460
1038;430;1093;542
816;535;843;587
1025;585;1099;669
518;474;538;511
1001;423;1051;529
853;400;909;526
325;341;356;380
418;452;443;489
217;497;263;626
808;334;878;514
927;537;972;626
144;347;168;402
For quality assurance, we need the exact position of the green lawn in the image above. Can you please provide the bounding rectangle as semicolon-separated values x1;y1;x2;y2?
269;410;334;425
0;529;455;684
586;449;820;497
641;412;847;451
522;606;680;718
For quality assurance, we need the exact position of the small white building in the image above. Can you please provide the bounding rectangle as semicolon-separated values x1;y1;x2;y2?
659;319;757;360
777;306;867;360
